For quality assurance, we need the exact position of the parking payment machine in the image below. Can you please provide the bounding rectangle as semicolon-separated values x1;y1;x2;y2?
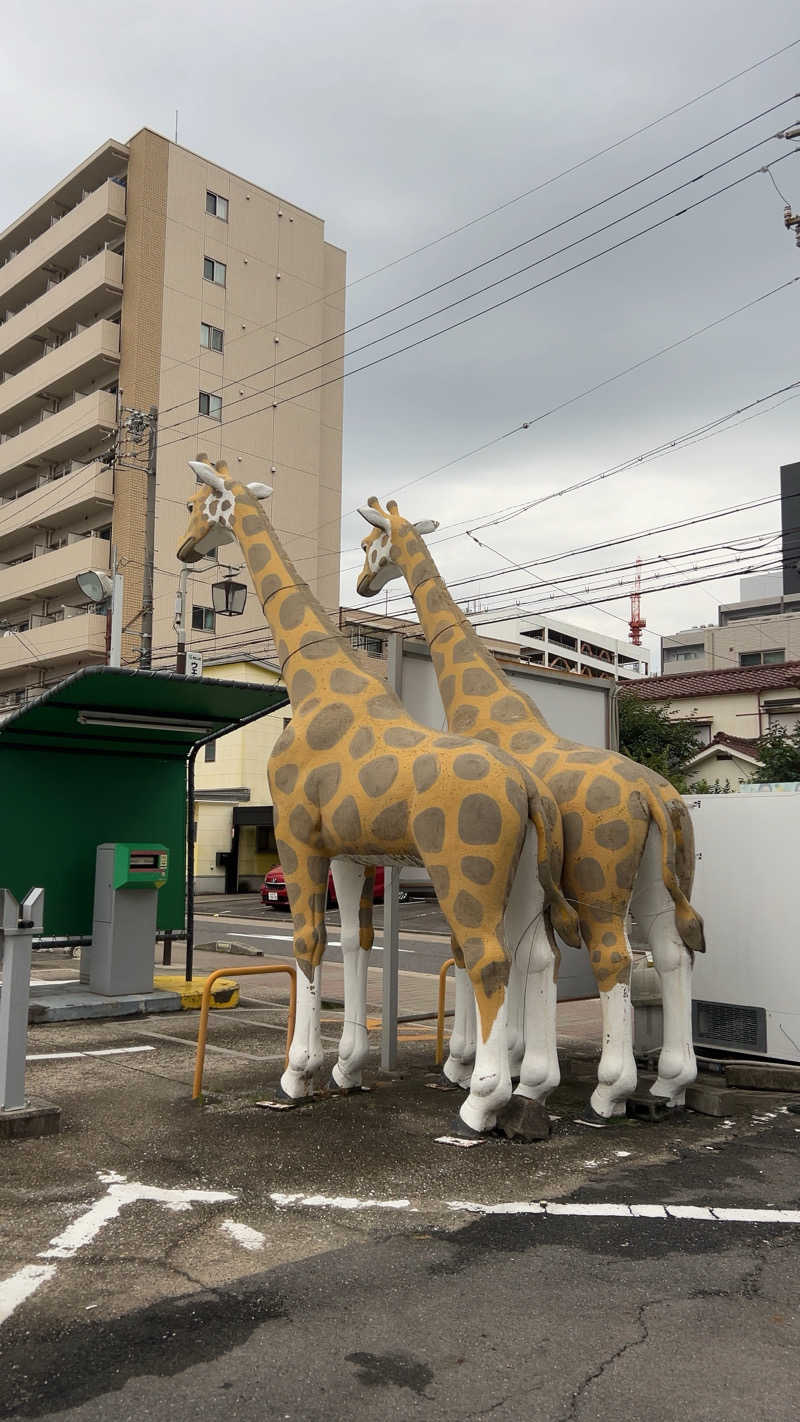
89;844;169;995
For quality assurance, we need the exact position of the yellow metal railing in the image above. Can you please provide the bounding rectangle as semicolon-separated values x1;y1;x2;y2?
192;964;297;1100
435;957;456;1065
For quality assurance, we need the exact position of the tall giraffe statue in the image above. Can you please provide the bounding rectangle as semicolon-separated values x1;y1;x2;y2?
356;496;705;1121
177;457;580;1134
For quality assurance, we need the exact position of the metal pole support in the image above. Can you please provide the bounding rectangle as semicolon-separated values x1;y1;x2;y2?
0;887;44;1112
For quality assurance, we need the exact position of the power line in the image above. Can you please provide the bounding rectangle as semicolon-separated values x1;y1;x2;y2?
154;97;799;426
156;144;799;449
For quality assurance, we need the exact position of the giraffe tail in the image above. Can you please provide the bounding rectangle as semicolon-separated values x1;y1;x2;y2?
521;770;582;949
642;784;706;955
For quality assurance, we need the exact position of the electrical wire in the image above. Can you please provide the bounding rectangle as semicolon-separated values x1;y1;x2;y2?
153;97;799;425
155;147;800;450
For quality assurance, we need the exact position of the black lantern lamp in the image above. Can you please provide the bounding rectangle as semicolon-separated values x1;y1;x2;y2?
211;570;248;616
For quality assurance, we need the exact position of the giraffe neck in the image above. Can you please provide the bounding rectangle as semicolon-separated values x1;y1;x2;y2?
396;525;552;735
230;496;386;711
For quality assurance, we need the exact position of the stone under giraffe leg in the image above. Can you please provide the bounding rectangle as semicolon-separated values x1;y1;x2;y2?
630;826;697;1106
329;859;373;1091
581;910;638;1119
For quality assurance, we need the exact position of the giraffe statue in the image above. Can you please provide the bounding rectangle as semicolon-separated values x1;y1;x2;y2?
177;457;580;1134
356;496;706;1121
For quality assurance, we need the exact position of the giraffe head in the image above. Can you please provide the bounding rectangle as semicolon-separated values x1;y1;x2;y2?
356;496;438;596
177;453;272;563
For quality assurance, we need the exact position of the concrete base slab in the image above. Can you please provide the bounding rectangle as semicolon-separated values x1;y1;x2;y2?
26;985;181;1024
723;1061;800;1092
0;1097;61;1141
686;1073;798;1118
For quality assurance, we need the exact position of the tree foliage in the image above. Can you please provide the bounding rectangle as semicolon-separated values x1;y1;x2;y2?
617;693;701;792
750;722;800;783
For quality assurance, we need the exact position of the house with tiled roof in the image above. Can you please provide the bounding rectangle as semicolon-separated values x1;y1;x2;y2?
626;660;800;788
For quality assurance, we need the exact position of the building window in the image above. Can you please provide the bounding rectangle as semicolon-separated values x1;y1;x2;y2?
349;628;385;658
192;605;215;632
206;191;229;222
200;321;224;353
199;391;222;420
663;644;705;663
739;649;785;667
203;256;226;286
204;740;217;763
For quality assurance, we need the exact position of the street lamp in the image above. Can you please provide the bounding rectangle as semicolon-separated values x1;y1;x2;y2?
76;566;123;667
211;572;247;617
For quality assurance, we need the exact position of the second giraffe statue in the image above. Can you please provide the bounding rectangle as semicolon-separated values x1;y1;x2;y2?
357;496;706;1121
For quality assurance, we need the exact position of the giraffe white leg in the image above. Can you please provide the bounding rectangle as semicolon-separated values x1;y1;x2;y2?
329;859;371;1090
590;979;638;1117
630;826;697;1106
513;916;560;1103
443;966;477;1088
459;998;513;1134
504;830;559;1100
280;966;324;1098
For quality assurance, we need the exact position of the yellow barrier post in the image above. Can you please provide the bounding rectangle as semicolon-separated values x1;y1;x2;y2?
435;957;456;1066
192;964;297;1101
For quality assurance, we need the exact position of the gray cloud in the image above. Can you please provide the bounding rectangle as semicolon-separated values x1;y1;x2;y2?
3;0;798;654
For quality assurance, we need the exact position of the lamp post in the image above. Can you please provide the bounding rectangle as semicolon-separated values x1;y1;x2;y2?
76;557;124;668
211;571;248;617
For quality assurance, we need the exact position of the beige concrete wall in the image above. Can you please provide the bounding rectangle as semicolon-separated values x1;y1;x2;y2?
194;658;289;889
150;139;344;673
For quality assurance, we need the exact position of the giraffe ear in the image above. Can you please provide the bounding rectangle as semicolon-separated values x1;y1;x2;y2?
188;458;225;493
358;505;390;532
247;482;273;500
414;519;439;536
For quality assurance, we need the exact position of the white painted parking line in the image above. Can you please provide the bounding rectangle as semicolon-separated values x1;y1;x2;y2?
27;1047;155;1061
0;1264;57;1326
269;1192;800;1224
216;931;413;954
0;1171;236;1327
271;1192;411;1211
220;1219;265;1252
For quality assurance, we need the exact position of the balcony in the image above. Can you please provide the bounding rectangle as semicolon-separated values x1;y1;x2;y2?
0;181;126;312
0;462;113;555
0;390;117;490
0;321;120;433
0;610;107;678
0;534;110;615
0;249;123;373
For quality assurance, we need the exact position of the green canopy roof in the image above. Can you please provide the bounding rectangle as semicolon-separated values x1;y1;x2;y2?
0;666;289;758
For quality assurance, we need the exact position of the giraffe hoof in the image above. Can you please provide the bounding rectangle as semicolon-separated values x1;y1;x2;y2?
274;1082;309;1107
328;1073;365;1095
449;1114;497;1140
575;1103;612;1127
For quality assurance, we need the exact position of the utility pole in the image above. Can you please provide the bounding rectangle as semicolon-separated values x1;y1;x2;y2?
175;566;189;674
140;406;158;669
114;405;158;669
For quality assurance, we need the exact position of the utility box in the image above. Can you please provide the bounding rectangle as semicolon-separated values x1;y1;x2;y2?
89;844;169;996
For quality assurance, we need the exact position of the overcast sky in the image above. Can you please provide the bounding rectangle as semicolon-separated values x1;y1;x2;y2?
3;1;799;664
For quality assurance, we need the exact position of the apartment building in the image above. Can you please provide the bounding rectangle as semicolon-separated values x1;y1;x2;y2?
0;130;345;709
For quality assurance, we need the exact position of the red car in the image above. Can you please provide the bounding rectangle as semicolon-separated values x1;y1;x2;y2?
261;864;386;910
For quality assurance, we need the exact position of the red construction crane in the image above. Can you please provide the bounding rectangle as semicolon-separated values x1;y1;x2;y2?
629;559;646;646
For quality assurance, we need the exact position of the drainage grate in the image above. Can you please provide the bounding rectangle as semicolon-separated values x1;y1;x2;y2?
692;1000;767;1054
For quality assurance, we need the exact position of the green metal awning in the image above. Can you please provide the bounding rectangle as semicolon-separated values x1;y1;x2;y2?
0;666;289;758
0;667;289;938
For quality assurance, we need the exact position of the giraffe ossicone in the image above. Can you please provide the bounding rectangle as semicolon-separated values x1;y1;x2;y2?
357;495;704;1120
178;455;579;1135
